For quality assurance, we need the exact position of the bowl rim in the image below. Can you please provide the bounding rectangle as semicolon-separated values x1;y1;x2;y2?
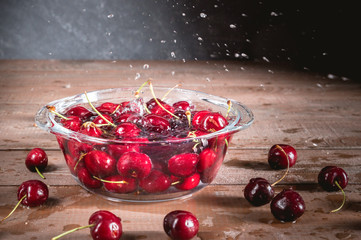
35;86;254;145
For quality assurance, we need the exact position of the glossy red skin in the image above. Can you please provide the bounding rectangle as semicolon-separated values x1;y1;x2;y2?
61;116;82;132
150;104;175;118
268;144;297;169
115;113;142;125
67;140;93;160
25;148;48;172
77;166;102;189
318;166;348;191
143;114;171;133
65;106;93;120
96;102;120;115
163;210;199;240
174;172;200;191
270;189;305;222
139;169;171;193
173;101;192;111
92;114;114;125
89;210;122;240
17;180;49;207
168;153;199;177
103;175;137;193
80;124;103;138
198;112;228;132
244;178;275;206
197;148;216;173
117;152;152;179
64;154;79;174
146;98;166;110
114;122;141;138
200;149;225;184
84;150;117;178
191;110;211;128
107;143;140;160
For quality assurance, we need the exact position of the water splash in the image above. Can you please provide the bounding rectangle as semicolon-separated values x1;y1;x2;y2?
229;24;237;29
107;14;114;19
171;52;176;58
262;56;270;62
143;64;149;69
200;13;207;18
135;73;141;80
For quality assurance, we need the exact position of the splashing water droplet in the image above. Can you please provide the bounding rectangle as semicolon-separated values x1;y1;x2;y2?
262;56;270;62
327;74;337;79
182;13;186;16
206;77;211;82
200;13;207;18
161;40;166;43
171;71;175;76
135;73;141;80
230;24;237;29
270;12;278;16
107;14;114;18
234;53;240;58
143;64;149;69
129;64;133;68
197;37;203;41
268;69;274;74
171;52;176;58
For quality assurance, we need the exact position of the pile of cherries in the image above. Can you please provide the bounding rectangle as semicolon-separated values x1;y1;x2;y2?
244;144;349;222
48;83;232;197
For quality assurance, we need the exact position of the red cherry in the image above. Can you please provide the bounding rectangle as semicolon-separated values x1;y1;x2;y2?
163;210;199;240
191;110;211;128
92;114;114;125
174;172;200;191
107;143;140;160
25;148;48;178
143;114;171;134
150;104;175;118
17;180;49;207
89;210;122;240
244;178;274;206
64;154;78;174
198;112;228;132
270;189;305;222
52;210;122;240
173;101;192;111
197;148;216;173
139;169;171;193
60;116;82;132
114;122;141;138
117;152;152;179
84;150;117;178
318;166;348;192
146;98;166;110
96;102;120;115
103;175;137;193
268;144;297;169
77;166;102;189
168;153;199;177
80;123;103;137
65;106;93;120
115;112;142;124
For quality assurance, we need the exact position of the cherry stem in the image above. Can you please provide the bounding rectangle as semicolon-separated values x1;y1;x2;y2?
148;81;179;119
111;104;121;114
0;194;27;223
226;100;232;118
271;145;289;187
161;84;181;100
330;181;346;213
51;224;95;240
84;91;116;127
46;106;69;120
135;80;150;98
185;111;191;128
35;167;45;179
73;153;87;171
92;176;128;184
171;181;181;186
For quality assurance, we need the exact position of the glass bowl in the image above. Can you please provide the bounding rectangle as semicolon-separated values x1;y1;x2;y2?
35;86;254;202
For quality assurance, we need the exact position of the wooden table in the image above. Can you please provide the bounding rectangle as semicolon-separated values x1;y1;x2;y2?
0;60;360;239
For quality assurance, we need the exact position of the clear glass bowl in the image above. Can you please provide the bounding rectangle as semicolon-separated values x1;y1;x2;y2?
35;87;254;202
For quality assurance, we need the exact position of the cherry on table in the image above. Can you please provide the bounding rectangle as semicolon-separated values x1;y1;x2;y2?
318;166;348;192
1;180;49;222
25;148;48;179
244;178;274;206
270;189;305;222
52;210;122;240
163;210;199;240
268;144;297;169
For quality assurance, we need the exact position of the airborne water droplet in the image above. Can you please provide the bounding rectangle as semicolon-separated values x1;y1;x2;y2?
171;52;176;58
107;14;114;18
135;73;141;80
200;13;207;18
229;24;237;29
143;64;149;69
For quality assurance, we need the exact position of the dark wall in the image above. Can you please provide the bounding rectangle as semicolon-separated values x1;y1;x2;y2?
0;0;358;79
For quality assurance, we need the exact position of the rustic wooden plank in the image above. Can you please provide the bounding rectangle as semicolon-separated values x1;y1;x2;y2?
0;185;360;240
1;149;360;186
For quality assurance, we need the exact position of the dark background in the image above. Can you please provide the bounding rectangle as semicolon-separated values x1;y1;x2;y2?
0;0;358;79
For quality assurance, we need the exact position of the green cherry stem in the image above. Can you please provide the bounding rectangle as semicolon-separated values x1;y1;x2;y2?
330;181;346;213
84;91;116;127
148;81;179;119
92;176;128;184
46;106;69;120
161;84;181;100
271;145;289;187
51;224;95;240
135;80;150;98
0;194;27;223
35;167;45;179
